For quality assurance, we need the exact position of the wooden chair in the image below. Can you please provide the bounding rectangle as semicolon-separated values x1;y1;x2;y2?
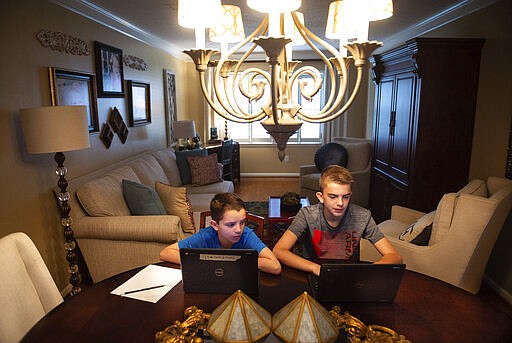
199;210;265;239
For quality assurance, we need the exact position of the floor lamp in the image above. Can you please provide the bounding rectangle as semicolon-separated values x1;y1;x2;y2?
20;105;90;296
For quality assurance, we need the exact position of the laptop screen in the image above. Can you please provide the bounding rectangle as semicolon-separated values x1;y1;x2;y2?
308;263;405;303
180;248;259;294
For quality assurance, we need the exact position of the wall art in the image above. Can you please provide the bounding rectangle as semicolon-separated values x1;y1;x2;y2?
163;69;177;148
94;41;124;97
48;67;99;133
36;29;90;55
127;80;151;127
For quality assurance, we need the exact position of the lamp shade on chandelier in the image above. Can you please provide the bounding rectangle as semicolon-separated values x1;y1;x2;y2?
179;0;393;160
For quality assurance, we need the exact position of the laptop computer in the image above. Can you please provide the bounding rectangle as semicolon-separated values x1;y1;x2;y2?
180;248;259;294
308;263;405;303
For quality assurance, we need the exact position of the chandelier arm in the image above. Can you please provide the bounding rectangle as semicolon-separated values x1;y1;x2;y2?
297;65;365;123
289;66;323;102
208;15;271;122
291;12;347;114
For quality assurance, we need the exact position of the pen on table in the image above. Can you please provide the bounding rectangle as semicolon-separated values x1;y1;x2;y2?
122;284;168;295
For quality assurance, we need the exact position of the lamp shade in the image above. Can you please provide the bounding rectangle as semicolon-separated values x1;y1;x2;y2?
178;0;222;29
20;105;90;154
209;5;245;44
172;120;197;138
247;0;301;14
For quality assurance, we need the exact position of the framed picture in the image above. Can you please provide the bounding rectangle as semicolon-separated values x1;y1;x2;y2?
127;80;151;126
164;69;178;147
94;41;124;97
49;67;99;133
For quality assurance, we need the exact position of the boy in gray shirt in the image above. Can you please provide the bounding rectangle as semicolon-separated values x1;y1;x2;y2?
273;165;402;276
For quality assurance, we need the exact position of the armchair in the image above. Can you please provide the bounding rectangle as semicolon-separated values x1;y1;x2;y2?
360;177;512;294
0;232;63;343
300;137;371;207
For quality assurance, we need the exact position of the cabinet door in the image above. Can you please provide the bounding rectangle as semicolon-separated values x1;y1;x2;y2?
372;76;394;172
370;170;408;222
388;72;416;183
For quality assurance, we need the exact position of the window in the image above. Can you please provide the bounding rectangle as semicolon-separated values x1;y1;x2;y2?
221;71;324;144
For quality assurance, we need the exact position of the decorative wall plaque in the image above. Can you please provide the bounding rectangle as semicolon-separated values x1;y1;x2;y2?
36;29;90;55
123;54;148;71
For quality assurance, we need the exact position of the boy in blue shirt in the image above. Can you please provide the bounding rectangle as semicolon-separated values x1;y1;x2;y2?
160;193;281;275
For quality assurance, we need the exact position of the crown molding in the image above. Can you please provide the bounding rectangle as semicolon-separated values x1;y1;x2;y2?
50;0;188;60
379;0;500;52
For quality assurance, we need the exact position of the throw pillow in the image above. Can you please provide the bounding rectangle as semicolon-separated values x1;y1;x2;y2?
398;211;435;246
122;179;166;215
175;149;208;185
155;182;196;233
314;143;349;171
186;153;222;186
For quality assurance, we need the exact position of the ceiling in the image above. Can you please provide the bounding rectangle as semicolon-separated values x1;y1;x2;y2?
53;0;498;59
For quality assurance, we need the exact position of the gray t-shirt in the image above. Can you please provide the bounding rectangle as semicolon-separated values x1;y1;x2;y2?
287;203;384;261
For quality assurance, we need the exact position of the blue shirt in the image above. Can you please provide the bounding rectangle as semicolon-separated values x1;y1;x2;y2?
178;226;267;254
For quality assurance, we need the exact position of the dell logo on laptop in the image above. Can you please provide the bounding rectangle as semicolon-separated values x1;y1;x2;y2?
214;268;224;277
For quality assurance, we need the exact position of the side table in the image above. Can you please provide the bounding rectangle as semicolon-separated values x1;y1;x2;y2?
267;196;310;247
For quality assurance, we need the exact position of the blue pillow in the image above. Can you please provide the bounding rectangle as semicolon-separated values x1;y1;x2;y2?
122;179;166;215
175;149;208;184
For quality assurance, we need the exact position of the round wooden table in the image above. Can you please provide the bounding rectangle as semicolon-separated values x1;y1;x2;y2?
21;263;512;343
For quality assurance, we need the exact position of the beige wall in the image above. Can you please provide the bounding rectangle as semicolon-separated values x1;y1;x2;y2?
0;0;188;291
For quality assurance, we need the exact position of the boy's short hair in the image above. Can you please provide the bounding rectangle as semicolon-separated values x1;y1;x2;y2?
210;193;246;222
319;165;354;191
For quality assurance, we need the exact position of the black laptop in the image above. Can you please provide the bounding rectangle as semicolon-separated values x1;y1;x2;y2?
308;263;405;303
180;248;259;294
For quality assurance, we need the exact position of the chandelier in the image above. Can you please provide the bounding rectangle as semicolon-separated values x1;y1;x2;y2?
178;0;393;160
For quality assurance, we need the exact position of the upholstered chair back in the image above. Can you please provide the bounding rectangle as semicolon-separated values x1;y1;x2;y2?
0;232;63;343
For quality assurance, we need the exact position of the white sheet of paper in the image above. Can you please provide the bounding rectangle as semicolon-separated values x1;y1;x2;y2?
111;264;182;303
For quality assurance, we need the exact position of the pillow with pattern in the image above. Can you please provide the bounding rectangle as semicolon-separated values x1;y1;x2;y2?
155;182;196;233
186;153;222;186
398;211;435;246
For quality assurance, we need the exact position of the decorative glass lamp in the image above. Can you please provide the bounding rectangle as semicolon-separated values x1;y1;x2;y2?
20;105;90;295
207;290;272;342
272;292;339;343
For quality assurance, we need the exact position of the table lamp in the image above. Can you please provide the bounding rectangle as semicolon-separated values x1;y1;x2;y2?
172;120;197;150
20;105;90;296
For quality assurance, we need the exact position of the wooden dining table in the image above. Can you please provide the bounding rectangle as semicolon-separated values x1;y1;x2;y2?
21;263;512;343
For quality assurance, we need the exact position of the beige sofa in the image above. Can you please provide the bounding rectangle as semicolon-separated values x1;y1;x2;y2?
65;148;234;282
361;177;512;294
300;137;372;207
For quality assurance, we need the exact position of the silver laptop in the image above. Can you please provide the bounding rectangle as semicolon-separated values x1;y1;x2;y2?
308;263;405;303
180;248;259;294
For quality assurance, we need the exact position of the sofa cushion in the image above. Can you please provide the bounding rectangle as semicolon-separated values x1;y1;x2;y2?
340;141;371;171
128;155;170;187
76;166;139;216
152;149;182;186
458;179;488;197
155;182;196;233
122;179;166;215
187;153;222;186
431;193;458;245
175;149;208;185
301;173;321;190
398;211;435;246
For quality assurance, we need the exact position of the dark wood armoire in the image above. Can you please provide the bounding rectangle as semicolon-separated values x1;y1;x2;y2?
369;38;484;223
